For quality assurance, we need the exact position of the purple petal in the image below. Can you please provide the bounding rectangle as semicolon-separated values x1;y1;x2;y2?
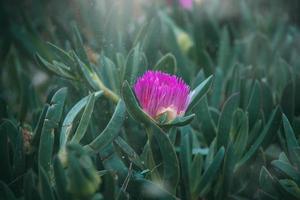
133;70;190;120
180;0;193;10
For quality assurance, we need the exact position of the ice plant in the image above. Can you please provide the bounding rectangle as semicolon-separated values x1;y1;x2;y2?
133;70;190;122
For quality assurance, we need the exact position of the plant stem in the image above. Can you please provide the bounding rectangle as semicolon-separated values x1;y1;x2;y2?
92;73;120;103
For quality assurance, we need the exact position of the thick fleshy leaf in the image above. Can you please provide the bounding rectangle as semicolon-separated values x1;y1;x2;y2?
161;114;195;128
127;178;177;200
121;81;154;124
153;53;177;74
38;88;67;174
233;110;249;160
150;123;180;194
216;93;240;149
211;68;224;107
53;157;70;200
74;54;99;90
282;114;299;157
179;126;192;200
259;167;278;196
24;170;38;200
237;107;281;168
246;81;261;127
193;96;216;144
0;181;17;200
46;42;74;66
187;75;213;112
217;27;232;72
114;136;145;170
123;44;147;84
99;55;121;94
32;105;49;147
36;53;75;79
60;91;103;147
72;23;89;65
278;179;300;199
39;167;55;200
272;160;300;185
192;147;225;198
85;100;126;152
281;81;295;122
71;93;96;143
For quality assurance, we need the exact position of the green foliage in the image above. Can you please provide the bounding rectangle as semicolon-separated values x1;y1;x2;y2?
1;0;300;199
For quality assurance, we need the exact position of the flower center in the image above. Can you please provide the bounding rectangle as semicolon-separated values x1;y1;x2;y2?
155;106;178;122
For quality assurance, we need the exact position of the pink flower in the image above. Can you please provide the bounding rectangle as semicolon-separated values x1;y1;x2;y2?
166;0;193;10
133;70;190;121
180;0;193;10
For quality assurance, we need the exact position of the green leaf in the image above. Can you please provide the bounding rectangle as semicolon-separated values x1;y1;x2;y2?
140;17;162;66
192;147;225;198
226;64;241;95
127;178;177;200
237;107;281;168
24;170;38;200
187;75;213;112
0;181;17;200
153;53;177;74
257;190;278;200
0;123;12;182
282;114;299;157
180;126;192;199
291;148;300;170
74;54;99;90
281;81;295;122
190;153;203;191
211;68;224;107
278;179;300;199
12;126;25;176
85;100;126;152
217;27;232;72
272;160;300;185
39;167;55;200
259;167;278;196
193;96;216;144
60;91;103;147
123;44;147;84
216;93;240;149
150;123;180;194
246;81;261;127
121;81;154;124
36;53;75;79
248;119;262;146
72;23;89;65
161;114;195;128
0;120;24;176
233;111;249;160
99;55;121;94
261;82;274;119
198;50;214;76
53;157;70;200
46;42;74;65
32;105;49;147
114;136;145;170
71;93;96;143
222;144;236;198
39;88;67;174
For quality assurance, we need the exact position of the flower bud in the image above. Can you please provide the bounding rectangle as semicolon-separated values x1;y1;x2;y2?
63;144;101;198
134;70;190;122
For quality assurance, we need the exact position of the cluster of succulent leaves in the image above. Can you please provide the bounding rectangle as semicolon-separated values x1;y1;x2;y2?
1;0;300;199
